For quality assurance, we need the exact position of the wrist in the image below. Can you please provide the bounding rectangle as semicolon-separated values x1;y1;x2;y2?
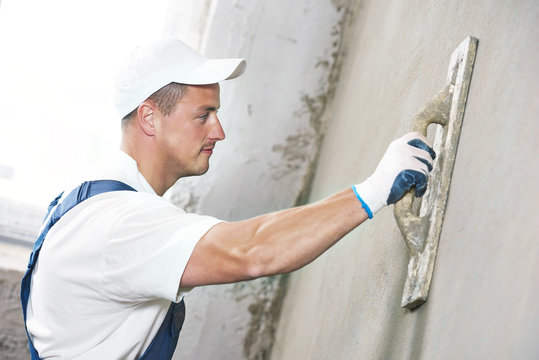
353;178;386;217
351;185;373;219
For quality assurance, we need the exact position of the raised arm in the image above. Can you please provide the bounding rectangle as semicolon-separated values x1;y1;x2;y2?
180;132;436;287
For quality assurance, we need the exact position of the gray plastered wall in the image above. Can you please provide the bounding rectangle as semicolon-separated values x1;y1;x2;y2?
271;0;539;359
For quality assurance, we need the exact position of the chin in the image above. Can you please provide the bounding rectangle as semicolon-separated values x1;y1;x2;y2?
198;167;210;175
184;165;210;178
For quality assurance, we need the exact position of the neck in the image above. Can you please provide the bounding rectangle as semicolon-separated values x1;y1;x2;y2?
120;137;176;196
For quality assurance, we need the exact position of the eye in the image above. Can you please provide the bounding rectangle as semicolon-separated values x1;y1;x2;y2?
198;113;209;122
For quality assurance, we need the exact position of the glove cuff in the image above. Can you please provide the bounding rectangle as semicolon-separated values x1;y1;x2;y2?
351;185;373;219
353;178;386;218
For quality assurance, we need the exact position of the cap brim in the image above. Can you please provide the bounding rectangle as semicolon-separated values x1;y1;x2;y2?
174;58;247;85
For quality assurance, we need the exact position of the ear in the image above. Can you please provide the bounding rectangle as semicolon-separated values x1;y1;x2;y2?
136;100;158;136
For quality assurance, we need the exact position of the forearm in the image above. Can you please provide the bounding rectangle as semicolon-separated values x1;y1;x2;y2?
245;188;368;276
181;188;368;287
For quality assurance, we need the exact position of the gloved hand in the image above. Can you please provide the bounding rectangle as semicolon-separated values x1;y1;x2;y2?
352;132;436;218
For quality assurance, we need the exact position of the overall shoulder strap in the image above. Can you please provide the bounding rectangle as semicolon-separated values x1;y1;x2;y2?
27;180;137;268
21;180;137;360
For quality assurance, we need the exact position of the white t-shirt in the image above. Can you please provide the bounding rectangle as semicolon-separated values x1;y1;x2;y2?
26;151;221;359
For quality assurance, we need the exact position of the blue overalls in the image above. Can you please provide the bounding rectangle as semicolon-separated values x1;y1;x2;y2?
20;180;186;359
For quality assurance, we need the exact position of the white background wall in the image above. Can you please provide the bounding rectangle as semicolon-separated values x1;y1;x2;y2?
0;0;172;208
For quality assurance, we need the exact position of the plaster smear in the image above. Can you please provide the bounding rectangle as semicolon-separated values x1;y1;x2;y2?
271;1;359;208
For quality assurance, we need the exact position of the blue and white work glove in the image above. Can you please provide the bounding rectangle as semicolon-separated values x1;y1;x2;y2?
352;132;436;218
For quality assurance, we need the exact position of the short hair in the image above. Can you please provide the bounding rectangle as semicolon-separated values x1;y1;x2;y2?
121;82;188;127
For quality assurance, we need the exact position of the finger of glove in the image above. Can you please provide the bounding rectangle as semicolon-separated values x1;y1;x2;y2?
386;169;427;204
404;145;435;170
414;155;433;172
397;148;431;176
400;132;429;145
414;170;428;197
402;169;428;198
407;138;436;160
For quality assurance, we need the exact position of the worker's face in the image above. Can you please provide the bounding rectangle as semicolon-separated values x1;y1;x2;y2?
156;83;224;179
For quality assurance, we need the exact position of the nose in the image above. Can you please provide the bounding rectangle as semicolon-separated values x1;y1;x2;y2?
210;115;226;141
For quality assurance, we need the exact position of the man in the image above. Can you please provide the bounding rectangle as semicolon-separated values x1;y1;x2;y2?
21;38;435;359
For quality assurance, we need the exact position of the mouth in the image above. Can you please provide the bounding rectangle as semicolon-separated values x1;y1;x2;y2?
201;145;215;155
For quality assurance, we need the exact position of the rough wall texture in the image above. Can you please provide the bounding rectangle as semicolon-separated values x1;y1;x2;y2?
0;201;42;359
0;269;29;360
271;1;538;359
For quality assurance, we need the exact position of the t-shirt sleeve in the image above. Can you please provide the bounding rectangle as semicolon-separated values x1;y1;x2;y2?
100;192;222;303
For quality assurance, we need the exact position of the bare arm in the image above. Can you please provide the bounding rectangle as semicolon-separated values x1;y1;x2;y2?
180;132;436;288
181;188;368;287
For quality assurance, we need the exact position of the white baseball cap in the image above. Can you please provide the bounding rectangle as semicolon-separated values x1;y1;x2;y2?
114;38;247;118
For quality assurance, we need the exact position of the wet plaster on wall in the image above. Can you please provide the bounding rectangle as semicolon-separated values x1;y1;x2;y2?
271;0;539;359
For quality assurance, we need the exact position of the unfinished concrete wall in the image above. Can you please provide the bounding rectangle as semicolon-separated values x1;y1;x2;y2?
271;1;538;359
0;270;29;360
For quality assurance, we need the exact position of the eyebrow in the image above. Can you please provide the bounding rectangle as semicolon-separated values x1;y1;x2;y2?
196;105;220;112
